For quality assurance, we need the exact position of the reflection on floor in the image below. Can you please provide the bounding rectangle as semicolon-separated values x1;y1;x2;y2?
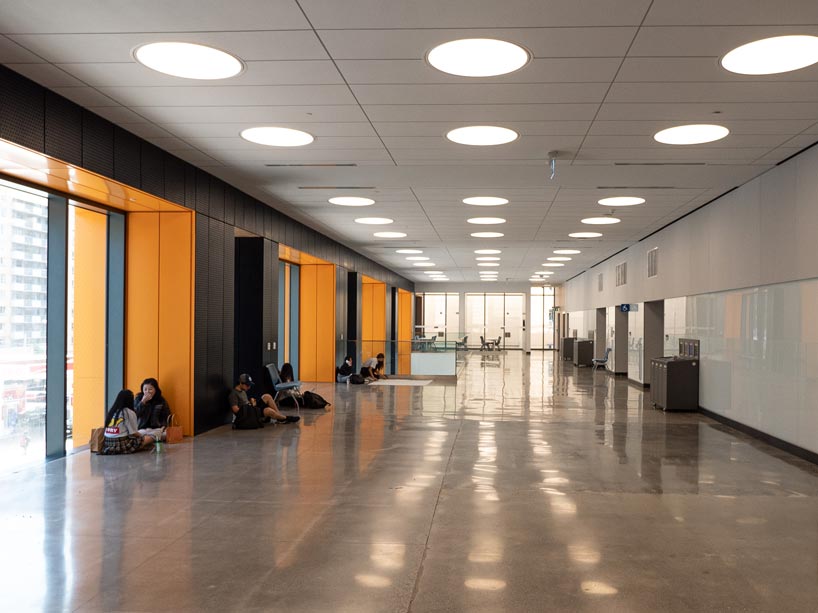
2;351;818;612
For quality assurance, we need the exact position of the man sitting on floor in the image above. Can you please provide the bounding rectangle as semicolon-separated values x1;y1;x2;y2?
229;373;299;427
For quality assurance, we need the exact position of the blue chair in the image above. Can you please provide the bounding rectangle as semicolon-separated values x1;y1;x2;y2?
266;363;302;409
592;348;612;371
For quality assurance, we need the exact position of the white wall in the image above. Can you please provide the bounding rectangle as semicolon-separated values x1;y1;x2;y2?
564;144;818;454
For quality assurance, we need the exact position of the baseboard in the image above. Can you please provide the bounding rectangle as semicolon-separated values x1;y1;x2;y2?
698;407;818;466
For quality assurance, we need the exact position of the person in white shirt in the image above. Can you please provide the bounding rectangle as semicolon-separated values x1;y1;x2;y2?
101;389;152;455
360;353;388;380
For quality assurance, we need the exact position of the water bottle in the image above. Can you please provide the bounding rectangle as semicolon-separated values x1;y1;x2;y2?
346;377;350;387
155;438;163;454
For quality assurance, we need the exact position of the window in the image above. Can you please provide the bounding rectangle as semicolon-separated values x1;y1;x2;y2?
647;247;658;278
616;262;627;287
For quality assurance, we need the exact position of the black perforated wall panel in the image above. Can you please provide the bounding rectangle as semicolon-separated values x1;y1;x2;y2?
113;127;141;188
81;111;114;177
44;92;82;165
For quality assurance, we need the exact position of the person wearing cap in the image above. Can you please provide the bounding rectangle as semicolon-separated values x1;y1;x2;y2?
229;373;299;425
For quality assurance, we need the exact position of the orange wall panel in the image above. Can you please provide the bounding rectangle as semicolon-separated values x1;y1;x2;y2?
158;212;195;435
125;211;195;435
397;289;412;375
72;208;108;437
299;264;336;382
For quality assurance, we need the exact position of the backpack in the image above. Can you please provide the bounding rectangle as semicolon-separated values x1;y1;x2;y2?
233;404;264;430
349;374;365;385
302;390;330;409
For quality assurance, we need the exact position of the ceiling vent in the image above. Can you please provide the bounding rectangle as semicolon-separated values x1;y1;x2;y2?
615;262;627;287
298;186;375;190
613;162;706;167
647;247;659;278
266;163;357;167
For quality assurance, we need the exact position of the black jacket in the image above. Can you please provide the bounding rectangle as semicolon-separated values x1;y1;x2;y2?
135;394;171;429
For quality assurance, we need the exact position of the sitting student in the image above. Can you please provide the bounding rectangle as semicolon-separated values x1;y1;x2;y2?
360;353;388;380
336;356;355;383
101;389;151;454
135;377;171;443
229;373;299;429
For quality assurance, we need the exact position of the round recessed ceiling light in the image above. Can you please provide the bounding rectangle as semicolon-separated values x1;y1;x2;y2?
355;217;393;225
569;232;602;238
480;271;499;275
374;231;407;238
581;216;620;225
598;196;644;207
463;196;509;206
654;124;729;145
427;38;530;77
330;196;375;206
553;249;581;255
405;256;429;261
134;42;244;80
478;262;500;267
721;35;818;75
396;249;422;254
543;263;564;267
547;257;572;262
475;249;502;254
467;217;506;225
413;262;436;267
471;232;504;238
425;271;445;275
446;126;519;146
241;126;314;147
475;256;501;261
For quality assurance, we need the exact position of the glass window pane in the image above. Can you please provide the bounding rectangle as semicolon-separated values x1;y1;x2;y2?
465;294;485;348
503;294;524;348
0;180;49;469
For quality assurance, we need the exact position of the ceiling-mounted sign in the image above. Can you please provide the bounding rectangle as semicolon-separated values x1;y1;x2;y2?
620;304;630;312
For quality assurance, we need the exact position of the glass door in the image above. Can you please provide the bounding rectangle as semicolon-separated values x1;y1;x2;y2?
531;286;556;349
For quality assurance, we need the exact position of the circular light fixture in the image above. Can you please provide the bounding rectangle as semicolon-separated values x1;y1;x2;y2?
554;249;581;255
475;249;502;254
405;256;429;261
653;124;729;145
539;272;554;276
478;262;500;267
374;231;407;238
241;126;314;147
721;35;818;75
475;256;501;261
427;38;530;77
480;272;499;275
134;42;244;80
329;196;375;206
446;126;518;146
467;217;506;225
463;196;509;206
569;232;602;238
543;263;564;267
413;262;436;267
581;216;620;225
598;196;643;207
396;249;422;254
355;217;393;225
547;257;572;261
471;232;504;238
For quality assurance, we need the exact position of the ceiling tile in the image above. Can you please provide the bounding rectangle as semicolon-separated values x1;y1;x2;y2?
352;83;608;105
95;85;356;107
0;0;310;33
301;1;651;28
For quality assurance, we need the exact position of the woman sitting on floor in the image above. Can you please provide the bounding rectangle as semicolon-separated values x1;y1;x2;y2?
135;377;171;444
101;389;151;455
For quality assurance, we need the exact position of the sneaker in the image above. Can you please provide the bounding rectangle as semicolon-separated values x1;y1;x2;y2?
276;415;300;424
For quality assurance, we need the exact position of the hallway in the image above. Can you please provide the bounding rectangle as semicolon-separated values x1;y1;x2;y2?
2;352;818;612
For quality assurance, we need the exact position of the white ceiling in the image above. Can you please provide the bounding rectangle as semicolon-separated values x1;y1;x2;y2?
2;0;818;284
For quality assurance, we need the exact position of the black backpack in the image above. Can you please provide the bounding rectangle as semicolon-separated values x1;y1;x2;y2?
303;390;330;408
233;404;264;430
349;374;365;385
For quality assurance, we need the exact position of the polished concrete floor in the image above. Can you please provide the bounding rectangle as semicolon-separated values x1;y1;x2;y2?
2;352;818;612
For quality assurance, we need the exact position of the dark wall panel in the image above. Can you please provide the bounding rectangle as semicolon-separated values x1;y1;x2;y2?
164;155;186;206
195;170;209;216
44;92;82;166
193;215;210;434
0;65;44;151
222;222;234;389
81;111;114;177
205;217;226;429
140;142;164;198
113;127;141;188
